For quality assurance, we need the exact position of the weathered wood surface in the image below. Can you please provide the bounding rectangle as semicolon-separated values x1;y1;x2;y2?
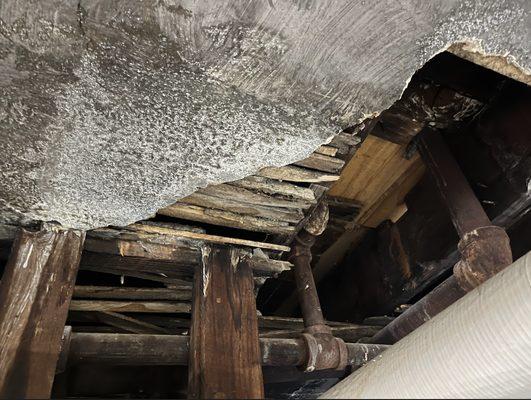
92;312;171;335
84;228;292;278
258;165;340;183
315;145;339;157
0;227;85;399
188;246;264;399
70;300;191;313
232;176;317;203
198;183;312;210
73;285;192;301
294;152;345;173
177;192;304;223
159;203;295;235
126;223;290;252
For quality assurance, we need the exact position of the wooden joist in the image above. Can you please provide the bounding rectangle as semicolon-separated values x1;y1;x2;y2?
258;165;340;183
232;176;317;203
70;300;191;313
315;145;339;157
73;285;192;301
85;228;292;278
159;203;296;235
126;223;290;252
293;152;345;173
179;192;304;223
92;311;171;335
198;183;312;210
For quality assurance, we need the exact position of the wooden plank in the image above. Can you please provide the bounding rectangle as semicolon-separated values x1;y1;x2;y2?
200;183;312;209
73;285;192;301
328;135;420;205
159;203;295;235
293;152;345;173
94;311;171;335
315;145;339;157
188;246;264;399
0;227;85;398
232;176;316;202
126;223;290;252
180;192;304;223
258;165;340;183
69;300;191;313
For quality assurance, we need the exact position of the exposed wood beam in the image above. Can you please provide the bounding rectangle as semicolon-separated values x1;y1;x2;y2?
0;227;85;398
188;246;264;399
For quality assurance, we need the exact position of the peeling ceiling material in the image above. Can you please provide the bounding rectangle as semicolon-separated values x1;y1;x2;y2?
0;0;529;229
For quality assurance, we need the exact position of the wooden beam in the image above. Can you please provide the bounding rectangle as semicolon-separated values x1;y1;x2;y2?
232;176;317;203
188;246;264;399
69;300;191;313
73;285;192;301
258;165;340;183
159;203;295;235
0;227;85;398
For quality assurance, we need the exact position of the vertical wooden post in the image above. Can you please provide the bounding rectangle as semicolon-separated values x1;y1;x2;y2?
0;227;85;399
188;245;264;399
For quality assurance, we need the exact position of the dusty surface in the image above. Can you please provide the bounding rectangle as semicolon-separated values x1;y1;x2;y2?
0;0;529;229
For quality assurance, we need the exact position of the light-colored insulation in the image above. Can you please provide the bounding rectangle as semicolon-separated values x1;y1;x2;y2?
323;251;531;399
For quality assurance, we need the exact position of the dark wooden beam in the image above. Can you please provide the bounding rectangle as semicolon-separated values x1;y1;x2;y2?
188;246;264;399
0;227;85;398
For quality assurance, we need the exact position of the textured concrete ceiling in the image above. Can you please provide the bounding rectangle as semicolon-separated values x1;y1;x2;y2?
0;0;529;229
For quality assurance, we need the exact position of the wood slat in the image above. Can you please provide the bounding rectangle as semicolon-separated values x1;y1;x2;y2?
126;223;290;252
180;192;304;223
258;165;340;183
200;183;312;209
94;311;171;335
70;300;191;313
232;176;316;202
294;152;345;173
73;286;192;301
315;145;339;157
159;203;296;235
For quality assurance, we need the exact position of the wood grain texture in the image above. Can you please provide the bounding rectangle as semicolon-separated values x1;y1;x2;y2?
159;203;295;235
0;227;85;399
188;246;264;399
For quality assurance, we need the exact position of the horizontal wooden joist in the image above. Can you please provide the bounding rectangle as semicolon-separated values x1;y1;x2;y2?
159;203;296;235
84;227;292;279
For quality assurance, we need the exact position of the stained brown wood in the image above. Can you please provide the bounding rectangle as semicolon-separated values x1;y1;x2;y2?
232;176;316;202
159;203;295;235
0;227;85;399
94;312;171;334
69;300;191;313
188;246;264;399
294;152;345;173
258;165;340;183
73;285;192;301
125;223;290;252
199;182;312;209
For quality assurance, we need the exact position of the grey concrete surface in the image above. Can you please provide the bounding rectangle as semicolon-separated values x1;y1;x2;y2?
0;0;529;229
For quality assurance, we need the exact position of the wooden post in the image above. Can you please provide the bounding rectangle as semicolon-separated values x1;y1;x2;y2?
0;227;85;399
188;245;264;399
